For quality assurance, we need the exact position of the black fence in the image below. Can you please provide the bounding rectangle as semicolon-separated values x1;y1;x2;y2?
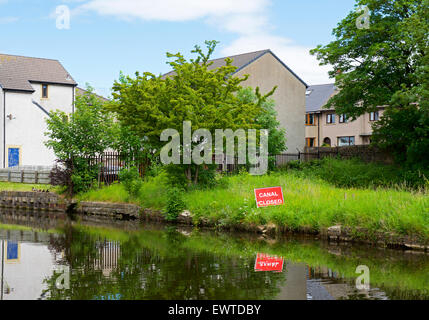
86;152;151;185
83;150;344;185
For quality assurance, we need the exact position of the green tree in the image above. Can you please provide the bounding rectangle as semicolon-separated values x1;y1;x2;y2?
111;123;156;174
371;52;429;168
237;87;286;170
310;0;428;168
107;41;273;186
45;85;115;194
311;0;428;118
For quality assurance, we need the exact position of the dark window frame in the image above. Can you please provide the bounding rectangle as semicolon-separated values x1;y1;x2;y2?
306;138;316;147
326;114;336;124
337;136;355;146
306;113;315;126
42;84;49;99
370;111;379;122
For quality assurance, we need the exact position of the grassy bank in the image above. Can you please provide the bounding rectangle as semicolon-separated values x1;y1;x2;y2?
79;168;429;241
0;182;54;192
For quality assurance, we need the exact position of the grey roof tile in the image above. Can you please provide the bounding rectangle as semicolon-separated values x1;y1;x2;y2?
162;49;308;87
306;83;336;113
0;54;76;92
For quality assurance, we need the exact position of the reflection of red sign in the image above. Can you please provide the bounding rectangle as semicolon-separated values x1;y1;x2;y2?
254;187;284;208
254;253;284;272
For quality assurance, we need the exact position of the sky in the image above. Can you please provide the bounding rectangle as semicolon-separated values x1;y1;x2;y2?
0;0;358;97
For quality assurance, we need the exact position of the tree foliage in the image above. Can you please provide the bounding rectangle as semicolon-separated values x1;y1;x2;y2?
237;87;286;170
311;0;428;118
45;85;115;194
311;0;428;168
372;52;429;169
107;41;275;185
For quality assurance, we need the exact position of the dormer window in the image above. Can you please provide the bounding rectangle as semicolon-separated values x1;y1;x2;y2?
42;84;49;99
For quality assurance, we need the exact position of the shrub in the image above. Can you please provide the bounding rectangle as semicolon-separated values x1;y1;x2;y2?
119;167;143;199
164;187;186;222
50;158;98;195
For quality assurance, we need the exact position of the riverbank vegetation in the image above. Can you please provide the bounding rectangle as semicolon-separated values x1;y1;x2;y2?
78;158;429;241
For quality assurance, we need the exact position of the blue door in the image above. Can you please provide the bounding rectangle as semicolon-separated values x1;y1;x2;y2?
8;148;20;167
7;241;19;260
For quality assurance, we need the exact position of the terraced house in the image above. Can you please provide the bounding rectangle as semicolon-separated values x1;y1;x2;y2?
0;54;77;168
305;84;385;148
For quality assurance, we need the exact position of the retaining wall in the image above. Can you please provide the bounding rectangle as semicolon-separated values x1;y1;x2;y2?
0;191;67;211
75;202;141;220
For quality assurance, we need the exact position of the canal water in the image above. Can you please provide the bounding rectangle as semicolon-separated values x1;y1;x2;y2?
0;211;428;300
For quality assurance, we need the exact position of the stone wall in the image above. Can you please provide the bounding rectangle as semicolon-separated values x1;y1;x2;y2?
0;191;67;211
0;191;143;219
76;202;141;220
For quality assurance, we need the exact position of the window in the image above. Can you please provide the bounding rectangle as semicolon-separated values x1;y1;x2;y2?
306;114;315;126
339;114;348;123
42;84;49;98
338;136;355;146
370;111;379;121
306;138;316;147
326;114;335;124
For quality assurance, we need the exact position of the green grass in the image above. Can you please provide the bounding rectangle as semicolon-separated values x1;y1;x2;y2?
0;181;55;192
78;169;429;241
185;173;429;238
284;157;429;190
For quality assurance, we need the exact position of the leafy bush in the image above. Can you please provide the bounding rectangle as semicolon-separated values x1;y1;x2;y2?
164;187;186;222
50;158;98;195
119;167;143;199
45;85;115;195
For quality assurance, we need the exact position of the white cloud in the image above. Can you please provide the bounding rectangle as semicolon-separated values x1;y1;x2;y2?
76;0;331;84
78;0;269;22
0;16;18;24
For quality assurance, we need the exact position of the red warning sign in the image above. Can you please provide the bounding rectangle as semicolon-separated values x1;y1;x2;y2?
254;187;284;208
254;253;284;272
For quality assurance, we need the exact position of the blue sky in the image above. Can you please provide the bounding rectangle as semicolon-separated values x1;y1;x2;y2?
0;0;358;97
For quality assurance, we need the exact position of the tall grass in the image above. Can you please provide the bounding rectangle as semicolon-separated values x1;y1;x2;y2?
79;169;429;240
284;157;429;190
185;172;429;239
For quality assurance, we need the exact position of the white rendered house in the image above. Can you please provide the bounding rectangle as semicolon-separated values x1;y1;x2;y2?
0;54;77;168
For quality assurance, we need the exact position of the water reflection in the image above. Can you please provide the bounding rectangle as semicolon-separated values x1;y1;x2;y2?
1;211;429;300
